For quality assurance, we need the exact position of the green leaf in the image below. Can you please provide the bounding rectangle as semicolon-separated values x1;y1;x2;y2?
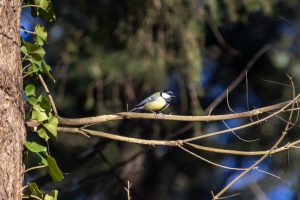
30;0;56;22
37;153;48;166
27;183;44;197
25;84;36;97
46;154;64;181
31;46;46;61
39;0;50;10
25;141;47;153
21;45;29;56
37;95;51;112
26;63;40;77
37;127;50;141
44;190;58;200
34;24;47;45
43;114;58;138
22;39;45;61
27;96;37;106
32;104;48;122
41;60;55;82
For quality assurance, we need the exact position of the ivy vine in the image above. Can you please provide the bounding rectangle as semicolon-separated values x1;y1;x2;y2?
22;0;62;199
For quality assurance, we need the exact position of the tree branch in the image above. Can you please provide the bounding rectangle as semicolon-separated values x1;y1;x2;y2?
58;98;299;126
57;127;183;147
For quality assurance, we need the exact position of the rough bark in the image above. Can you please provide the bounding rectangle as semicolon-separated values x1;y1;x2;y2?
0;1;25;199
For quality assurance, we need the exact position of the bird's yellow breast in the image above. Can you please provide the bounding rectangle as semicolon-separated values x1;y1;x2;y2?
143;96;166;112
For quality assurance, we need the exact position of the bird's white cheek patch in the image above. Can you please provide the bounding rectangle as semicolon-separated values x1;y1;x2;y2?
162;92;171;99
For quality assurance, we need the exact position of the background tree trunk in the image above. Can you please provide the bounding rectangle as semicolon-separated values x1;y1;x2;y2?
0;1;25;199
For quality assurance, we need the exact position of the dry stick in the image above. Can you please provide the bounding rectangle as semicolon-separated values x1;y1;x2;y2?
226;89;236;113
221;120;259;143
246;71;250;111
245;71;254;123
125;181;132;200
38;74;58;116
184;94;300;142
57;123;300;157
178;145;280;179
213;80;298;199
185;139;300;156
204;44;272;114
58;127;183;147
262;79;293;88
178;145;247;171
57;99;298;126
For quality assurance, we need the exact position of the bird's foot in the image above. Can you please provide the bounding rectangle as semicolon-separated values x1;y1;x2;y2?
152;112;158;119
159;112;165;119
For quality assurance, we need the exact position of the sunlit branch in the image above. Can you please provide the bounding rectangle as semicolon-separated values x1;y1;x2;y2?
57;127;183;147
185;140;300;156
54;126;300;157
58;98;300;126
184;94;300;142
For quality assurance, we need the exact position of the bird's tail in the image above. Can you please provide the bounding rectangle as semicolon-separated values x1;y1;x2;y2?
129;107;141;112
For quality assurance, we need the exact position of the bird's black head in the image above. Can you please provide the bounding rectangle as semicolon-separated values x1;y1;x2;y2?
160;90;175;102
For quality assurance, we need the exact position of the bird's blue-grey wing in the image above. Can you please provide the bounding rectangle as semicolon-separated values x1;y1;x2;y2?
129;92;160;112
135;92;159;107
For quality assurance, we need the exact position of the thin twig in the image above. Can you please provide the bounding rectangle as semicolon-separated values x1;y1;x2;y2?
125;181;132;200
222;120;259;143
261;79;293;88
178;145;247;171
24;165;47;173
226;89;236;113
38;74;58;116
179;145;280;179
213;79;297;199
245;71;254;123
22;5;42;9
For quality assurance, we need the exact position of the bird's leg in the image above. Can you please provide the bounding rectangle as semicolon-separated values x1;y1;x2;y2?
152;112;158;119
159;112;165;119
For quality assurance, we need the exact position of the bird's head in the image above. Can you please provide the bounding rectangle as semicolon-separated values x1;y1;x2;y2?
160;90;175;102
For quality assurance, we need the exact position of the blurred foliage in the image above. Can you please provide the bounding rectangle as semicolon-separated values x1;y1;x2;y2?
22;0;300;199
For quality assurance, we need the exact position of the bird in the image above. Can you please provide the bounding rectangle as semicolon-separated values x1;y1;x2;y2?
129;90;175;115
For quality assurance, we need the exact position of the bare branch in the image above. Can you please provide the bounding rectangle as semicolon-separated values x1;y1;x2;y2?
58;127;183;147
184;94;300;142
58;98;299;126
185;140;300;156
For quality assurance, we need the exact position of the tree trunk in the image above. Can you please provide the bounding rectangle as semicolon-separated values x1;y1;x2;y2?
0;1;25;199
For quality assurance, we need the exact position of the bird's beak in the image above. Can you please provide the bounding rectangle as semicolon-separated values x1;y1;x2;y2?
172;95;176;98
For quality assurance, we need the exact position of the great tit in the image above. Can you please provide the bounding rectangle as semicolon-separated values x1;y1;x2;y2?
129;90;175;114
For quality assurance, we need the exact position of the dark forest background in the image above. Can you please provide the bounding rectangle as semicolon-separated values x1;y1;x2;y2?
22;0;300;199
